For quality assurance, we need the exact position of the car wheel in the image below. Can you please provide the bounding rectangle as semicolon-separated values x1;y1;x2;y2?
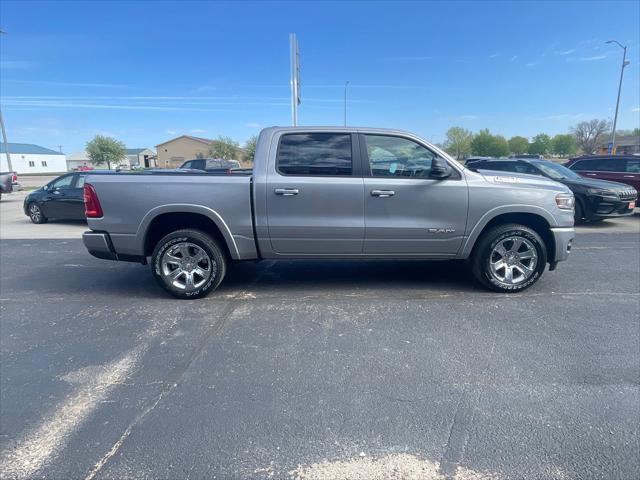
471;224;547;293
28;203;48;224
151;229;226;299
574;199;584;224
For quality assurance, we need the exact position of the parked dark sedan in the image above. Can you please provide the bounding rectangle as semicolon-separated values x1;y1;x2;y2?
23;172;87;224
564;155;640;192
466;158;637;222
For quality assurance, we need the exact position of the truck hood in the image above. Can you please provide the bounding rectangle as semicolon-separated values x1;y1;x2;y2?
476;169;570;193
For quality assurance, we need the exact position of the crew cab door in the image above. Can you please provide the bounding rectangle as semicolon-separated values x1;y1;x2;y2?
266;132;365;255
361;134;468;256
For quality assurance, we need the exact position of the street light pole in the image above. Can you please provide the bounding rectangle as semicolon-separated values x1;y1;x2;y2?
343;81;349;127
0;30;12;172
606;40;629;154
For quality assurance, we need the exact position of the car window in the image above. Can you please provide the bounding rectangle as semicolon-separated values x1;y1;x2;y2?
571;158;625;172
74;174;86;188
205;159;223;169
50;175;74;189
477;162;512;172
625;159;640;173
364;135;436;177
181;160;193;169
277;133;352;176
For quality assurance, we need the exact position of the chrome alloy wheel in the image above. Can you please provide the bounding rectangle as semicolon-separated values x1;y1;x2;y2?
29;204;42;223
489;236;538;285
160;242;216;291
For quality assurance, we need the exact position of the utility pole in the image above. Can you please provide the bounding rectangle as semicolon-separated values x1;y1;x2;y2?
57;145;63;153
344;81;349;127
0;30;12;172
290;33;300;126
0;110;12;172
606;40;630;154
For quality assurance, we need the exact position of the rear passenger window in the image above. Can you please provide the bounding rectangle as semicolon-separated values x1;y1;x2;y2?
277;133;352;176
626;159;640;173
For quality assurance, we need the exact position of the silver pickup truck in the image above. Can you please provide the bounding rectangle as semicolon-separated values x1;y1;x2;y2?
83;127;575;298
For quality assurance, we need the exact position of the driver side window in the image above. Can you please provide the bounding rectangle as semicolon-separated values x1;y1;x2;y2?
364;135;437;178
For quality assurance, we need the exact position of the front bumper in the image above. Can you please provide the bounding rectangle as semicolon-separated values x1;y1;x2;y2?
549;227;575;264
585;195;637;218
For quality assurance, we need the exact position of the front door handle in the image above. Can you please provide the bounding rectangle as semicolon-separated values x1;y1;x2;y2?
585;173;597;176
371;190;395;197
274;188;299;196
624;175;635;178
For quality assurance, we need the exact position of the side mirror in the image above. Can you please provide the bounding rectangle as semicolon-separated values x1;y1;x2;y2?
430;157;451;179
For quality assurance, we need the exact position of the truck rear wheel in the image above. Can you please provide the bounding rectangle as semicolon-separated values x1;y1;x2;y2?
151;229;227;299
471;224;547;293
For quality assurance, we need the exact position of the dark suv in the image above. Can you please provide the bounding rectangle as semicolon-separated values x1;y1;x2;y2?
564;155;640;192
466;158;637;222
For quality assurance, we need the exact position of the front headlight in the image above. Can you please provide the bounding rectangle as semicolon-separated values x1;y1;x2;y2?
556;193;575;210
587;188;619;199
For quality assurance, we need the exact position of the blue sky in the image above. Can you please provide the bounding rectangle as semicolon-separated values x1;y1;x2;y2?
1;0;639;154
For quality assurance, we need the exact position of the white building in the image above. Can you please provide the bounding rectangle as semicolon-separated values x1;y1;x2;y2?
0;143;67;174
66;148;156;171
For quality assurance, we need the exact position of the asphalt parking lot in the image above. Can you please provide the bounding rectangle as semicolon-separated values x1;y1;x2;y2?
0;191;639;479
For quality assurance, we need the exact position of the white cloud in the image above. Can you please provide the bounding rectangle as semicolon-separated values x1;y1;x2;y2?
570;55;607;62
545;113;588;121
525;61;540;67
166;130;177;135
510;55;518;62
191;128;206;134
555;49;576;55
631;107;639;112
489;53;499;58
246;122;262;128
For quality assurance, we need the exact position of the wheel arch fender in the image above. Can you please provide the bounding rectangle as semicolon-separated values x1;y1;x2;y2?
460;205;556;259
137;204;240;259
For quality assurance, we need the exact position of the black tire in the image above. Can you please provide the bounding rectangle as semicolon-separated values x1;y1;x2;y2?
574;198;584;224
151;229;227;299
471;223;547;293
28;203;48;224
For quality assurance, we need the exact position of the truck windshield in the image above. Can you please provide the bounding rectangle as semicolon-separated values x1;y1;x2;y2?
533;161;580;180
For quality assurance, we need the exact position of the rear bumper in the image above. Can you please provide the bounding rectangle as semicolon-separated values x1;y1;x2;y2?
83;231;146;263
549;227;575;264
83;231;117;260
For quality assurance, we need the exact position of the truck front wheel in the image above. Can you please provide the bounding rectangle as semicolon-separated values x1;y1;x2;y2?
151;229;227;299
471;224;547;293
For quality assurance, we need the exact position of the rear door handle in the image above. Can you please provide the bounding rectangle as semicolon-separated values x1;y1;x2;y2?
586;173;597;176
371;190;395;197
624;175;635;178
274;188;299;196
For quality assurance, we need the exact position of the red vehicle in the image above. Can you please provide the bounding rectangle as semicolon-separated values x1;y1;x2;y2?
76;165;95;172
564;155;640;192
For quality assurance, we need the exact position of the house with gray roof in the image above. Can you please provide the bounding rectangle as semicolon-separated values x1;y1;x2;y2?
1;143;67;174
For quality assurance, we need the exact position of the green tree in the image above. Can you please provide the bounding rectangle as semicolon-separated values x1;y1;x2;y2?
508;136;529;155
209;136;240;160
528;133;552;155
632;128;640;137
443;126;473;160
86;135;126;170
243;135;258;164
551;134;577;157
471;129;509;157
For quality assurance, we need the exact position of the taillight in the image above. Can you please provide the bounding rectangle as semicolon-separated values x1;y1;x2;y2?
11;173;17;183
84;183;103;218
